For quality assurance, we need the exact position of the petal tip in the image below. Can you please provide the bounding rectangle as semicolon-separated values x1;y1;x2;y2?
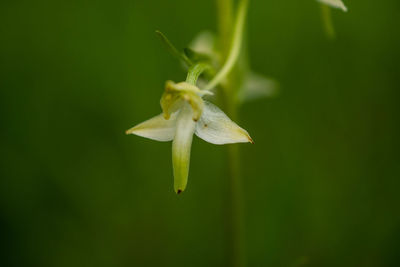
125;127;135;135
248;136;254;144
241;129;254;144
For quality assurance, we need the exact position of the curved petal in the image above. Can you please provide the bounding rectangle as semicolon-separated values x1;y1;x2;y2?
172;103;196;194
195;101;253;145
126;113;177;142
317;0;347;12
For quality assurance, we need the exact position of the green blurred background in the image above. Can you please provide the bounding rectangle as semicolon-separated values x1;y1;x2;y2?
1;0;399;266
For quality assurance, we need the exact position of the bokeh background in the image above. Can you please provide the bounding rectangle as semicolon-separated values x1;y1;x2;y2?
1;0;399;266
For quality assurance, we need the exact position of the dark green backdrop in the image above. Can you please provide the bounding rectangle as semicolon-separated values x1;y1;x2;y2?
1;0;399;266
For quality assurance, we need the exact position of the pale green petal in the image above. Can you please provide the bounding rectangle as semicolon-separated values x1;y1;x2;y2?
195;101;253;145
317;0;348;12
238;72;279;103
172;104;196;194
126;113;177;142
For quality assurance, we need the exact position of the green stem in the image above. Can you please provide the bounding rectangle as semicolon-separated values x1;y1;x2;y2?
216;1;248;267
224;95;246;267
217;0;234;59
185;63;210;85
204;0;249;91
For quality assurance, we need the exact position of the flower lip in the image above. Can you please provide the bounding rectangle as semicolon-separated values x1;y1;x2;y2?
172;103;196;194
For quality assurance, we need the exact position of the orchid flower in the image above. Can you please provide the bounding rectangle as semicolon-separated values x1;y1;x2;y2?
126;0;254;194
126;81;253;194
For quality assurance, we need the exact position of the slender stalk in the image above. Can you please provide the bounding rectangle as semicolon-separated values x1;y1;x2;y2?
224;95;246;267
216;1;249;266
216;0;234;59
186;63;210;85
204;0;249;91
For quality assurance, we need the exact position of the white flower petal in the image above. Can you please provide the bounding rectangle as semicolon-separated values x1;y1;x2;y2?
195;101;253;145
126;113;177;142
317;0;348;12
172;104;196;194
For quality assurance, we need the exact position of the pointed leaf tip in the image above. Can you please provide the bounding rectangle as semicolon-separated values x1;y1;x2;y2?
155;30;192;66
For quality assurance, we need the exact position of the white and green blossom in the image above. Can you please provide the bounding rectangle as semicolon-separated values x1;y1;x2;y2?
126;81;252;194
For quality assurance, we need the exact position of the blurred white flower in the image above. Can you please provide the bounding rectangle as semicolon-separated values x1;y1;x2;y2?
317;0;348;12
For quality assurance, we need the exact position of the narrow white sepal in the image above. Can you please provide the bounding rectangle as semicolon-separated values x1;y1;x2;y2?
126;113;177;142
317;0;348;12
195;101;253;145
172;104;196;193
